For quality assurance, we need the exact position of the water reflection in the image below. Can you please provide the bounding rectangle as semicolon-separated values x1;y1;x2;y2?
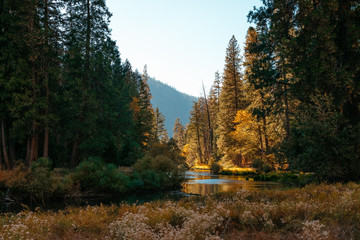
183;170;280;196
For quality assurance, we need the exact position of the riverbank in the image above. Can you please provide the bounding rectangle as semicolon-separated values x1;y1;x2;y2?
0;155;186;204
191;165;313;187
1;183;359;239
192;165;255;175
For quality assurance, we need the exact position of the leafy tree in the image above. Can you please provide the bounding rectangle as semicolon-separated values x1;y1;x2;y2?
231;110;259;157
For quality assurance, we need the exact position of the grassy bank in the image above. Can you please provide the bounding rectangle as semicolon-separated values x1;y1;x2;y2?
192;165;255;176
1;183;359;239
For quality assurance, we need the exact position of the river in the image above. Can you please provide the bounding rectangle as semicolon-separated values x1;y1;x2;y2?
2;170;280;212
183;170;281;195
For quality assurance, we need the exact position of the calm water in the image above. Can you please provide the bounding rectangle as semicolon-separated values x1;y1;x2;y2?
2;170;280;212
182;170;281;195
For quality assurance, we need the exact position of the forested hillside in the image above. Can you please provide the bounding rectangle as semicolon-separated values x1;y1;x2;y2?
148;78;197;137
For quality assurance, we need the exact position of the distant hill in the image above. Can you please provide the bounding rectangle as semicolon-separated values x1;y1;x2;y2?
148;78;197;137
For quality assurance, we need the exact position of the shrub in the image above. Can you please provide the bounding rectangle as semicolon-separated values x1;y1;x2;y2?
210;162;222;174
1;158;73;201
72;157;130;193
72;157;105;190
28;158;59;200
132;145;186;190
252;158;273;173
0;163;29;191
98;164;130;192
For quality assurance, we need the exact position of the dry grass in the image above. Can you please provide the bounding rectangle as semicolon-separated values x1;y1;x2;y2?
223;167;255;172
191;165;211;170
1;183;360;240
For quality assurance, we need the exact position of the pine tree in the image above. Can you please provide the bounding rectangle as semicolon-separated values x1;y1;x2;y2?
173;118;186;150
249;0;360;181
243;27;275;163
208;72;222;160
136;65;154;149
63;0;113;166
217;35;248;166
185;101;204;166
153;107;168;144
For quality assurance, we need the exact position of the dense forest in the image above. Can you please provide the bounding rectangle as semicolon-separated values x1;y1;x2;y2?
178;0;360;182
0;0;170;167
0;0;184;197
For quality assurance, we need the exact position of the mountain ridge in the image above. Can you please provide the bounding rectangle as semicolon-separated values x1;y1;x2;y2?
148;78;197;137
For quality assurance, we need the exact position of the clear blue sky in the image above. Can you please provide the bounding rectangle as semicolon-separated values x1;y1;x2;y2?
107;0;262;97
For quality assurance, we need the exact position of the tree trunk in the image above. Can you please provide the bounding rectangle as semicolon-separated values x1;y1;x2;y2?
71;137;79;167
29;122;39;164
43;128;49;158
26;137;31;166
194;102;203;165
9;136;16;164
260;93;269;159
284;86;290;138
1;119;12;169
262;116;269;153
202;83;213;159
0;134;2;169
43;0;50;158
258;126;265;160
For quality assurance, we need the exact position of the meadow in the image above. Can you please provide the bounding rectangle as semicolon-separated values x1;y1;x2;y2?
1;183;359;240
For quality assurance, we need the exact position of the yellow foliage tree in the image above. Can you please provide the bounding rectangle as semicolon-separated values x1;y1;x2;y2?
231;110;260;158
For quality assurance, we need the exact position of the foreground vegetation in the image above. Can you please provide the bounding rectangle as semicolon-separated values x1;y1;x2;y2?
1;183;359;239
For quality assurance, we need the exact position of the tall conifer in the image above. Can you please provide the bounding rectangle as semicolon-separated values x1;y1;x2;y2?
217;36;248;166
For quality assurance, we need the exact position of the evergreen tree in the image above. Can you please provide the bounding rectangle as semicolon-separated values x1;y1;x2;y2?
249;0;360;181
208;72;222;160
136;65;154;149
153;107;168;144
217;35;248;166
243;26;282;165
62;0;114;166
184;101;204;166
173;118;186;150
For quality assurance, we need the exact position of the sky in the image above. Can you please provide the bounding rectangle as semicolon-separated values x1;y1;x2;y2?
107;0;262;97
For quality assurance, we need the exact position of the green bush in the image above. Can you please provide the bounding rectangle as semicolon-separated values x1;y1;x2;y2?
98;164;130;192
72;157;105;190
28;158;59;200
72;157;130;192
132;144;186;190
